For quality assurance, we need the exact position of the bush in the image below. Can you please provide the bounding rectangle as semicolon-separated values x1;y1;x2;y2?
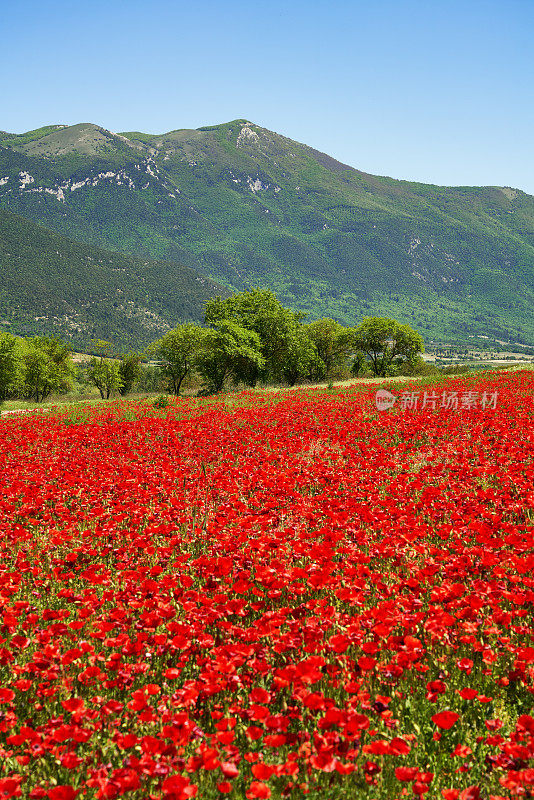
153;394;171;409
440;364;473;375
397;357;440;377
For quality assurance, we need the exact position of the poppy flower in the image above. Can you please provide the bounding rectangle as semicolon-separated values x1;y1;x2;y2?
47;788;78;800
220;763;239;780
395;767;419;781
0;370;531;799
432;711;460;730
251;764;273;780
246;782;271;799
459;787;481;800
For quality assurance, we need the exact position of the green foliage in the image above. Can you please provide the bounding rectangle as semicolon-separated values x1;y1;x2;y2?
118;351;143;395
90;339;114;358
353;317;425;377
150;323;205;396
136;363;165;393
279;326;323;386
196;319;265;393
350;350;372;378
397;355;440;377
305;318;355;378
19;336;74;402
440;363;474;375
2;121;534;346
86;356;123;399
153;394;171;409
205;289;311;384
0;332;21;401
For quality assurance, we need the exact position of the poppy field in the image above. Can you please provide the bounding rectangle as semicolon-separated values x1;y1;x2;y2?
0;371;533;800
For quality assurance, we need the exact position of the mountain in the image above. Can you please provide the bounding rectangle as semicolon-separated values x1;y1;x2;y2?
0;208;226;349
1;120;534;345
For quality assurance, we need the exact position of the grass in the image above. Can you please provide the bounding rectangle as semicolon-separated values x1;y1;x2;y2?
3;362;530;421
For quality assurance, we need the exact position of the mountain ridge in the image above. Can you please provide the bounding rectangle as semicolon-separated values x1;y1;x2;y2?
1;119;533;345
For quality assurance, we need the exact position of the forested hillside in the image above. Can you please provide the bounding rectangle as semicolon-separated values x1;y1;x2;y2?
1;120;534;344
0;208;226;349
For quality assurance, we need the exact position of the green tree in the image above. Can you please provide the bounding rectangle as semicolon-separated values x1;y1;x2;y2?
353;317;424;377
86;357;123;399
0;333;21;401
118;351;143;396
305;318;355;378
20;337;74;402
85;339;122;399
205;290;306;385
196;319;265;394
350;350;369;378
280;329;323;386
90;339;114;358
150;324;205;396
137;363;164;393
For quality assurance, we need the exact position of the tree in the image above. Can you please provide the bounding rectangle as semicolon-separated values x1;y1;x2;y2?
118;351;142;396
280;328;323;386
90;339;114;358
86;339;122;399
87;358;123;399
350;351;368;378
353;317;424;377
196;320;265;394
150;324;205;396
136;363;164;393
20;337;74;402
305;318;355;378
0;333;21;401
205;290;306;385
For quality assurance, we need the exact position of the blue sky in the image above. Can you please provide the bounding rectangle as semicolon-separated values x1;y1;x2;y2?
2;0;533;192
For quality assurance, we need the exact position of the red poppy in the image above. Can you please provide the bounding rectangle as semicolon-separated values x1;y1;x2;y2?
161;775;197;799
251;764;273;780
432;711;460;730
395;767;419;781
219;763;239;780
0;776;23;797
47;788;78;800
0;370;531;799
456;659;474;674
246;782;271;799
413;783;431;796
458;688;477;700
459;787;480;800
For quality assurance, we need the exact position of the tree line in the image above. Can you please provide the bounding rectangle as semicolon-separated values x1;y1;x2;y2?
0;335;74;403
0;290;426;402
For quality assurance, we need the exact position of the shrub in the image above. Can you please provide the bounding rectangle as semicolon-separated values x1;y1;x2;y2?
153;394;171;409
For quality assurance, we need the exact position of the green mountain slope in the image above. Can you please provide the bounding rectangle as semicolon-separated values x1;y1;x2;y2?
1;120;534;344
0;208;226;349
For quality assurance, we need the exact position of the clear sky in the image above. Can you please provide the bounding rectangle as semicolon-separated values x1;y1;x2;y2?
2;0;533;193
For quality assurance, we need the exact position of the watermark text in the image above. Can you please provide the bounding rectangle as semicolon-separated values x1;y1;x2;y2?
375;389;498;412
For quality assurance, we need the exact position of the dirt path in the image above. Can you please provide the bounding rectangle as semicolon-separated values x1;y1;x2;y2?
281;375;424;390
0;407;53;417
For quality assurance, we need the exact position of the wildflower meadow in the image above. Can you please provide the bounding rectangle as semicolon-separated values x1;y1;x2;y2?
0;371;533;800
